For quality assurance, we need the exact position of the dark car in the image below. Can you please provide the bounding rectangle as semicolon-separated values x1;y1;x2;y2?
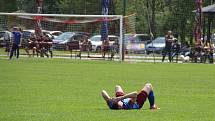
124;34;151;53
22;30;34;40
53;32;90;50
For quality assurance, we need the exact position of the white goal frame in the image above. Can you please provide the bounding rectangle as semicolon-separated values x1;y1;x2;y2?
0;12;124;61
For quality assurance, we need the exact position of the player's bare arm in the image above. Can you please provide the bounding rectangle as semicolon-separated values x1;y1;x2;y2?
111;91;138;103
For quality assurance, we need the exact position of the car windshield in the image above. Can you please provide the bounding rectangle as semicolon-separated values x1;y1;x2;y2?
109;37;118;42
22;31;32;38
55;32;74;42
153;37;165;43
91;36;101;42
124;35;135;43
136;34;150;42
52;32;62;36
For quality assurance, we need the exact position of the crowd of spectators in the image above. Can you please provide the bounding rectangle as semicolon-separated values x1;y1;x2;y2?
162;31;214;64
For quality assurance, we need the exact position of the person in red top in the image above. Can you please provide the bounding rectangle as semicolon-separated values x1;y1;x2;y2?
42;35;53;58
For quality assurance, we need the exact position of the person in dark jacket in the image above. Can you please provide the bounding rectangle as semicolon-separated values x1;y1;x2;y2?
162;31;174;62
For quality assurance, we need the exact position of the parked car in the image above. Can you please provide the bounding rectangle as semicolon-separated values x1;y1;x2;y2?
42;30;62;39
48;31;63;39
22;29;34;38
22;29;57;41
89;35;119;52
146;37;166;54
53;32;90;50
0;31;13;47
124;34;151;53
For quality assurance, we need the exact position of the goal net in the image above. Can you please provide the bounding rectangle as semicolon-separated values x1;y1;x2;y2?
0;12;124;60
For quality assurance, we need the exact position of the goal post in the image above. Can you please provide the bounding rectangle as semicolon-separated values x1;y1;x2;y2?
0;12;124;60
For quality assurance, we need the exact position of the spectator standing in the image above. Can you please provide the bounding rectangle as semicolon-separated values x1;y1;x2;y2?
9;27;22;59
162;31;174;62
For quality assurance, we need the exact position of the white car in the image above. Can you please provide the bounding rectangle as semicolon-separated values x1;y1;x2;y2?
23;30;61;39
89;35;119;52
0;31;13;47
43;30;62;39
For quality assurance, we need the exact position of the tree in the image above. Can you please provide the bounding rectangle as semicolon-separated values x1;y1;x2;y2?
16;0;60;13
57;0;102;14
43;0;61;14
162;0;195;43
0;0;17;12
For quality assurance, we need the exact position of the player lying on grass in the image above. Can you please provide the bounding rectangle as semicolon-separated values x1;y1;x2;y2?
101;83;159;110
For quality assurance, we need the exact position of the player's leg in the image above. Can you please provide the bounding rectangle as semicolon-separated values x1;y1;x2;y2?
24;46;30;57
9;44;16;59
16;45;20;59
43;47;49;58
136;83;159;109
162;49;167;62
136;83;150;109
115;85;125;97
144;83;159;109
101;90;111;102
144;83;155;108
49;47;53;58
168;49;172;62
32;47;36;57
5;41;10;52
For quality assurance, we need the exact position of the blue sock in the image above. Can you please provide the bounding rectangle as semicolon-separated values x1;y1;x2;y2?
148;91;155;107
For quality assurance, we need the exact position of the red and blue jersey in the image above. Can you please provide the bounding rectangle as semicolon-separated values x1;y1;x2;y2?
122;98;140;109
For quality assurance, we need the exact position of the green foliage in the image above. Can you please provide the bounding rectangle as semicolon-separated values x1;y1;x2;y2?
0;0;17;12
58;0;102;14
113;0;195;38
0;59;215;121
43;0;61;14
162;0;195;42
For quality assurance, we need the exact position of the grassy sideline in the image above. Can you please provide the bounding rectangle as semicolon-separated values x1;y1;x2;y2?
0;58;215;121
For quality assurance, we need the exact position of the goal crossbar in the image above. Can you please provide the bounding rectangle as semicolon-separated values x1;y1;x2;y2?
0;12;122;18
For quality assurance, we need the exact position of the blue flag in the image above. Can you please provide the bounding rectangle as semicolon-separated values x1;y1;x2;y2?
101;0;109;41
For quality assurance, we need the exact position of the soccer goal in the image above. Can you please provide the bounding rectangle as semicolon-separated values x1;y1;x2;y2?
0;12;124;60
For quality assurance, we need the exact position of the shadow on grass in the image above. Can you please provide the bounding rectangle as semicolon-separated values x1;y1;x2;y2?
95;107;149;111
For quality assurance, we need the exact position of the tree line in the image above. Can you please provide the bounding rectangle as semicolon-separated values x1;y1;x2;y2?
0;0;214;43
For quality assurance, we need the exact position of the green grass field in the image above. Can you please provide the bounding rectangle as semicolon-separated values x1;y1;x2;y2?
0;58;215;121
